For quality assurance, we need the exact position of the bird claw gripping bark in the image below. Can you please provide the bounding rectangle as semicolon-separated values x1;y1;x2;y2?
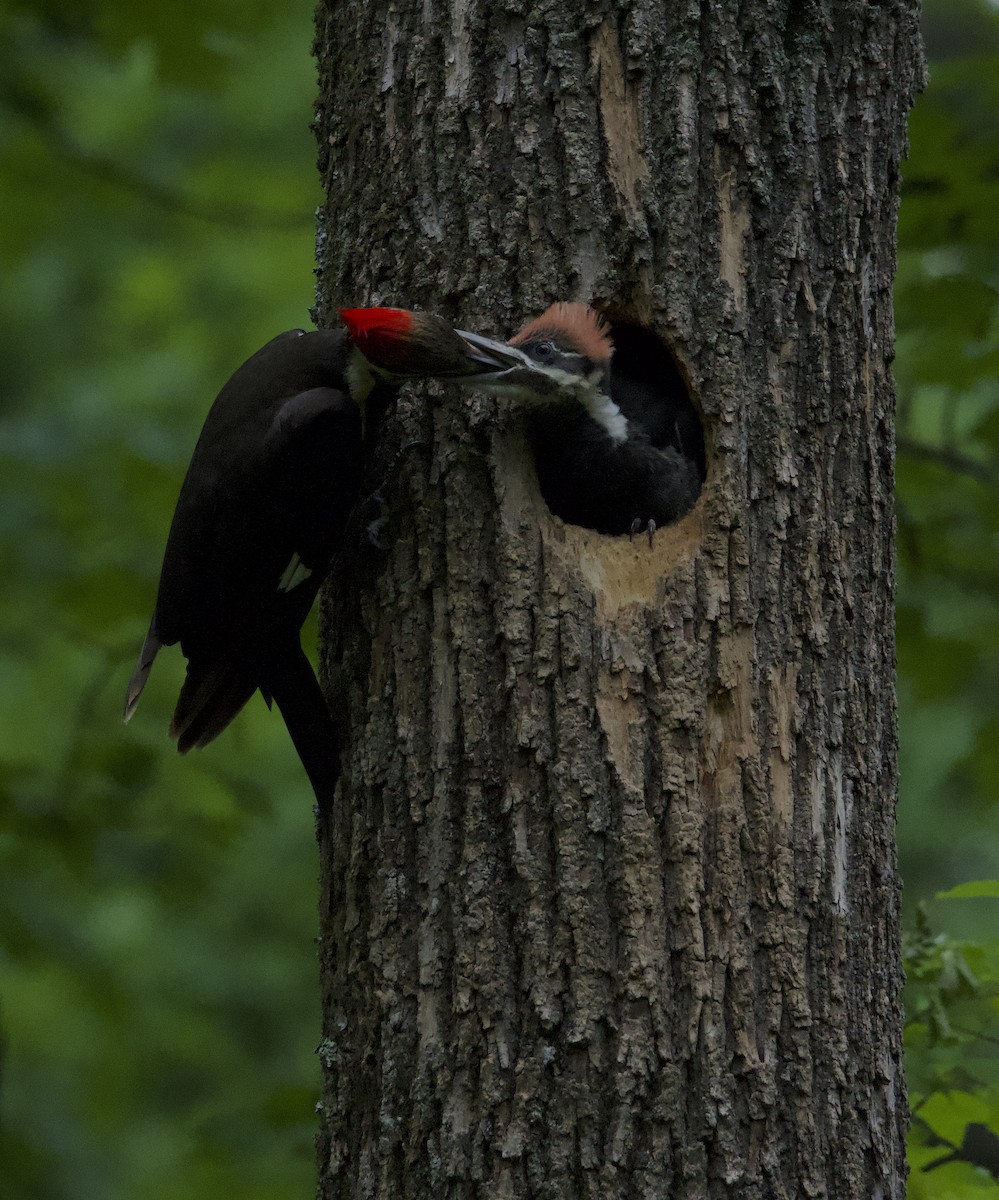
456;304;704;541
629;517;657;547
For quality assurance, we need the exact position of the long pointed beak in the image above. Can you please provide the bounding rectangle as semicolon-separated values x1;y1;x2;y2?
453;330;535;376
451;330;565;398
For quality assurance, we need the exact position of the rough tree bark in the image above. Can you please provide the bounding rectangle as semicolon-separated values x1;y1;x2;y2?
312;2;922;1197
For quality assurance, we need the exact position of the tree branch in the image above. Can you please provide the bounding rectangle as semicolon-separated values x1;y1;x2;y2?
1;83;313;232
898;434;999;487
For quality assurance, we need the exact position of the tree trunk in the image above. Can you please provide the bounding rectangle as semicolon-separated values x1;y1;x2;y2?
312;2;922;1197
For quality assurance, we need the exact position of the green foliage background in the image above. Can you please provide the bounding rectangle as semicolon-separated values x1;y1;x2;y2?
0;1;997;1195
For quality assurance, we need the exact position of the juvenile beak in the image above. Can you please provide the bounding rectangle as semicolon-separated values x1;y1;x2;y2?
453;330;563;396
454;330;533;374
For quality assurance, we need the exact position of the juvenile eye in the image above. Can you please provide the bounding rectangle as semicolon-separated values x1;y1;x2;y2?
532;341;556;360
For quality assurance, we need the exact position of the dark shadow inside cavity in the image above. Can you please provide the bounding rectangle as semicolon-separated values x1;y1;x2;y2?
528;318;705;538
606;320;706;483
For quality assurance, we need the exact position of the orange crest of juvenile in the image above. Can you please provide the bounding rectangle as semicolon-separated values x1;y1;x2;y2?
509;303;613;362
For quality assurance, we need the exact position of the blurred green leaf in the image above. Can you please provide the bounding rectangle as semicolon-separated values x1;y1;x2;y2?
939;882;999;901
0;1;324;1197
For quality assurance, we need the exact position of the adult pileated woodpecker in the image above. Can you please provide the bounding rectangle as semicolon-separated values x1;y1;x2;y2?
123;309;513;805
460;303;704;540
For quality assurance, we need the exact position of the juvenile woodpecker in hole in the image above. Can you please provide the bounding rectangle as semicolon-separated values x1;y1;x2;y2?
459;303;704;541
123;308;514;805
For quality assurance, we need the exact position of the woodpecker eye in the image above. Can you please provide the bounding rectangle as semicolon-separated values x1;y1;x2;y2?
531;341;557;361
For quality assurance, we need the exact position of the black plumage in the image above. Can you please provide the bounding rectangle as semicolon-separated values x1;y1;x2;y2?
504;306;705;536
125;329;368;803
124;310;493;806
529;400;703;537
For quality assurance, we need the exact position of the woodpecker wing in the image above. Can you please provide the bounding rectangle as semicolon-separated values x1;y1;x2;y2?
126;330;362;740
124;332;315;721
130;310;502;801
146;334;355;647
158;385;361;748
122;623;163;722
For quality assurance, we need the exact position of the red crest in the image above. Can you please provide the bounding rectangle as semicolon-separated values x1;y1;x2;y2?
339;307;416;364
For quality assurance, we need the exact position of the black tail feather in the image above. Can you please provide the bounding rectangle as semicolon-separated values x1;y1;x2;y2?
171;658;257;752
260;645;340;807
